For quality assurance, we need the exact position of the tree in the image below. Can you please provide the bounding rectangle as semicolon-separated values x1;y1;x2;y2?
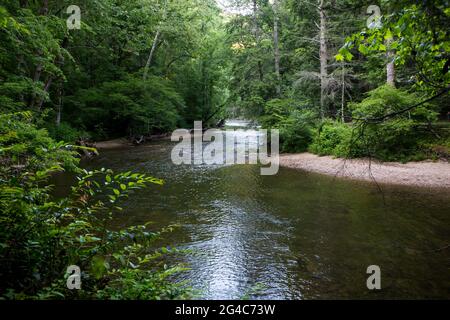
270;0;281;95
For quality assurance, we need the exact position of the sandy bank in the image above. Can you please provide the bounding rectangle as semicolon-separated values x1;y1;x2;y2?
95;138;131;149
280;153;450;188
94;134;171;150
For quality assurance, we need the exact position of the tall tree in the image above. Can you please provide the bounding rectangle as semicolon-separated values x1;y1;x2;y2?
271;0;281;95
318;0;328;118
143;0;168;80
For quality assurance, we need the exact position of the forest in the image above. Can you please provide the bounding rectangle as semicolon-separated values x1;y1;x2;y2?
0;0;449;300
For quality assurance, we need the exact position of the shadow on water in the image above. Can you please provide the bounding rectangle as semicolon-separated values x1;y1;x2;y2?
53;135;450;299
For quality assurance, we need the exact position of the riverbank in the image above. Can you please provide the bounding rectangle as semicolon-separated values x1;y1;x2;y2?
95;135;171;150
94;138;450;188
280;153;450;188
95;138;132;149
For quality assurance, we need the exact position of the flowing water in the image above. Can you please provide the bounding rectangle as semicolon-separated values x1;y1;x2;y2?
56;129;450;299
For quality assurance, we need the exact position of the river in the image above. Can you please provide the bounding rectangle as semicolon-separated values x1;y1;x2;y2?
56;129;450;299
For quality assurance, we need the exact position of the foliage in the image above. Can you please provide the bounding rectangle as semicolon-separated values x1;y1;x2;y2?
309;86;441;162
0;0;230;138
338;0;450;94
47;122;90;143
0;114;189;299
350;85;438;122
64;76;184;138
0;112;79;175
350;85;439;161
260;99;316;153
309;120;353;158
0;2;71;112
278;110;316;153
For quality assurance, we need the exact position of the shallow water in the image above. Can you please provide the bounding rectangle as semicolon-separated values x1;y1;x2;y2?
57;134;450;299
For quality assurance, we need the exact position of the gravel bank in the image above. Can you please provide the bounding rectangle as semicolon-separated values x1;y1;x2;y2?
280;153;450;188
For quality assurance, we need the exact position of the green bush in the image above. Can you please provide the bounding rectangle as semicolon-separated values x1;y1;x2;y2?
309;86;441;162
47;122;90;143
64;76;185;138
0;113;189;299
279;110;315;153
0;112;79;173
349;85;439;162
259;99;295;129
260;99;316;153
309;120;354;157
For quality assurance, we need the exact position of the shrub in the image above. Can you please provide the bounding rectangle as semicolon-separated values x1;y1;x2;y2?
349;85;439;162
64;76;184;138
0;113;189;299
309;120;353;157
0;112;79;174
260;99;316;153
279;110;315;153
309;86;441;162
259;99;295;129
47;122;90;143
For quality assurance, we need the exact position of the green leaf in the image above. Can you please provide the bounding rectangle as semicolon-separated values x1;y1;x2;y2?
358;44;369;55
344;51;354;61
384;29;393;40
335;53;344;62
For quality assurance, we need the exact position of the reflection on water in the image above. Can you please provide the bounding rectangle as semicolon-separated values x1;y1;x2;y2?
64;131;450;299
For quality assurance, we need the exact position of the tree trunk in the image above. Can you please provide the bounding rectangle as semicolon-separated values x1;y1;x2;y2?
37;77;53;110
319;0;328;118
29;0;49;109
273;0;281;95
56;81;63;126
252;0;259;40
387;59;395;86
40;0;49;15
386;38;396;87
253;0;264;81
143;29;160;80
29;64;43;108
341;62;345;122
143;0;167;80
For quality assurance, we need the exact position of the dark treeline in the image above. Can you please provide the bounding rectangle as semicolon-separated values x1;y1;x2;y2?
1;0;231;141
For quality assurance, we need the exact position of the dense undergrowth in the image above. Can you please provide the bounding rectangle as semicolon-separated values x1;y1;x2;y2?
0;112;190;299
261;85;450;162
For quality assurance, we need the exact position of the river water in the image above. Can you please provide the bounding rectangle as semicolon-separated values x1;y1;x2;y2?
62;129;450;299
